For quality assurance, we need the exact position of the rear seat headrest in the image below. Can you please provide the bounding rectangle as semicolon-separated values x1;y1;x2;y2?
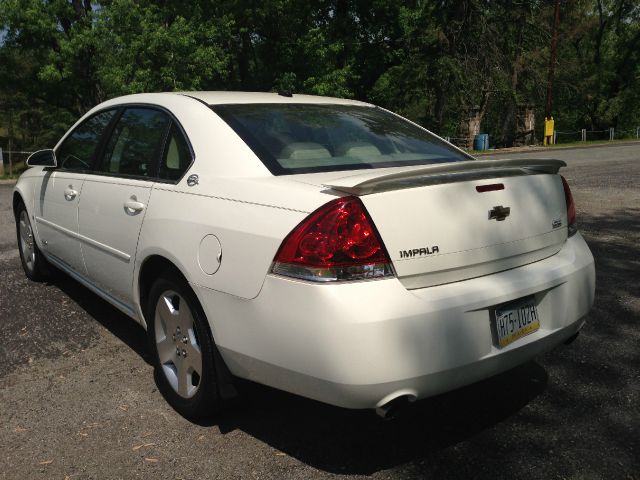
335;142;381;158
279;142;331;160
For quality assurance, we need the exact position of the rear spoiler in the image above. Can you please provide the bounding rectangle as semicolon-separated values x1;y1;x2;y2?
323;158;566;195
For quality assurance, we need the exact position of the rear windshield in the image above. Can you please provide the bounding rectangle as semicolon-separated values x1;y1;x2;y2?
212;104;471;175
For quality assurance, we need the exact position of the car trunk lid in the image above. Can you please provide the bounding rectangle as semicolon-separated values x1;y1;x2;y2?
316;158;569;289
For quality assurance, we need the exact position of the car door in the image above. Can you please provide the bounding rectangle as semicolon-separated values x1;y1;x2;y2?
78;107;172;307
36;109;117;274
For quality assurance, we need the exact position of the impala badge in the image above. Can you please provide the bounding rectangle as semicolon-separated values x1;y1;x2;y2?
399;246;440;258
488;205;511;221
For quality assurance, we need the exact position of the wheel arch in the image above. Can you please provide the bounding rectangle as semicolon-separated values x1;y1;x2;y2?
13;190;26;219
138;254;189;328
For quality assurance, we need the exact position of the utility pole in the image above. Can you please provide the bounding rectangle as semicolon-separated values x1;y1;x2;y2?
544;0;561;145
545;0;561;119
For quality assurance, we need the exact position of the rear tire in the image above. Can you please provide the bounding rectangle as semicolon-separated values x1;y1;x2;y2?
15;201;50;281
146;275;221;420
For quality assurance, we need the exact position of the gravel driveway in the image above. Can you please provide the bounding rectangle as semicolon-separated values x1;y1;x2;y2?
0;143;638;479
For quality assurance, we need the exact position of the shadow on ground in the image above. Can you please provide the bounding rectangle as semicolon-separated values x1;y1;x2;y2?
219;361;548;475
52;272;152;365
10;207;637;477
20;263;552;476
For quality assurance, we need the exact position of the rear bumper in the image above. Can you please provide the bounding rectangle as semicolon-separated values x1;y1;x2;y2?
193;233;595;409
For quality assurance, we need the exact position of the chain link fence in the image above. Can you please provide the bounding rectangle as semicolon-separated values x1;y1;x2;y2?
553;126;639;145
443;126;639;151
0;149;33;177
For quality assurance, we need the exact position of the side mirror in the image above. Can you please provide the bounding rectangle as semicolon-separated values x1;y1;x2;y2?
26;149;57;168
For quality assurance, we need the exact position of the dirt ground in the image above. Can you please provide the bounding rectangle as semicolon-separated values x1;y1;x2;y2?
0;144;638;479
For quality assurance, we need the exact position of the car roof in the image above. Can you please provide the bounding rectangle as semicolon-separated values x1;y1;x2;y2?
174;91;373;106
91;92;374;113
77;91;378;180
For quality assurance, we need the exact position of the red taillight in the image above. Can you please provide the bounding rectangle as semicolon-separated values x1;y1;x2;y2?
272;196;394;282
561;175;577;236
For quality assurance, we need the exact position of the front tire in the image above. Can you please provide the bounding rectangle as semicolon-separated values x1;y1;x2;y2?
16;202;49;281
146;275;220;420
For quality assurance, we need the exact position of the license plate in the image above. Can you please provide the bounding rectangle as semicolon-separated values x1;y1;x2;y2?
494;296;540;347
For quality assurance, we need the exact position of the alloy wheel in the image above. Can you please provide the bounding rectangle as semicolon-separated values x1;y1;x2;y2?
18;210;36;273
154;290;203;399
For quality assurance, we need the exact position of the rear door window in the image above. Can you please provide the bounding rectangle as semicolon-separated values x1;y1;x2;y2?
98;108;171;178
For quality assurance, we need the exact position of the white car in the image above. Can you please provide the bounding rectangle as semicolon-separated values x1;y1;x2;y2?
14;92;595;419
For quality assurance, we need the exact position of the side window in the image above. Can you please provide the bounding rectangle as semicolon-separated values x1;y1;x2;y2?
56;110;116;170
158;124;192;181
98;108;170;178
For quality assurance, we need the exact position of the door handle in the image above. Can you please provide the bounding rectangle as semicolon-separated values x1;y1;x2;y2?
64;186;78;201
123;199;145;215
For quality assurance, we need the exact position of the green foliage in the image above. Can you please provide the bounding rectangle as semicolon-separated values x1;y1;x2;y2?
0;0;638;150
94;0;233;95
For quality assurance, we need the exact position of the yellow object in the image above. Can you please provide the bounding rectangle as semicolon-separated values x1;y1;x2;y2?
544;117;555;145
544;117;555;136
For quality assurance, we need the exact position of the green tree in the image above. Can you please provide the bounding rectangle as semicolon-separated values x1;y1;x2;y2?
0;0;638;150
94;0;233;95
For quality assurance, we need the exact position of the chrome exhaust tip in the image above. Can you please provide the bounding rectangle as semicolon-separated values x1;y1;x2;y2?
375;395;415;420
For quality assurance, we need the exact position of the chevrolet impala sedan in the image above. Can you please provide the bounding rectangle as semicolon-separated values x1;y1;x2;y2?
14;92;595;419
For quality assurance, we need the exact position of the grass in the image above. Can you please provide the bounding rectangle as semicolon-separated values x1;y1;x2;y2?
543;137;640;148
0;161;27;179
470;137;640;155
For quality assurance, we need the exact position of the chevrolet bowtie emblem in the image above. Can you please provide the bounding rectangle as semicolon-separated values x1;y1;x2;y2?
488;205;511;221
